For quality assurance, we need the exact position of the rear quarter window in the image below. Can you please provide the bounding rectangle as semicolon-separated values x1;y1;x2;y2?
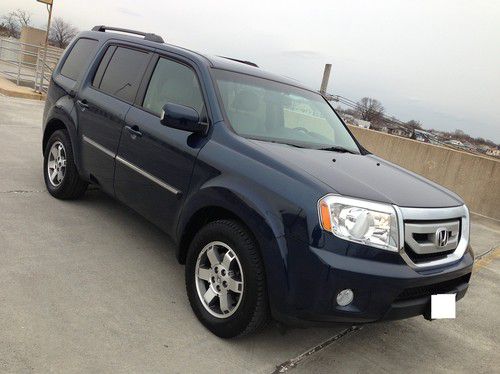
60;38;98;81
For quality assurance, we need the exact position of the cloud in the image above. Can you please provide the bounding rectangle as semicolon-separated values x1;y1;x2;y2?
281;50;323;59
116;7;142;18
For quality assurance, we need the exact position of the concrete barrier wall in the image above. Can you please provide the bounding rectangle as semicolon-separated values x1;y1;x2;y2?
348;126;500;220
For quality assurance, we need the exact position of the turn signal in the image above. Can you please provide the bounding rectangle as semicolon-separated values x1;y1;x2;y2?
319;201;332;231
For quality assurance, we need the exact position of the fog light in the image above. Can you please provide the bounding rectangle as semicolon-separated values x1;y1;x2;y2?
336;289;354;306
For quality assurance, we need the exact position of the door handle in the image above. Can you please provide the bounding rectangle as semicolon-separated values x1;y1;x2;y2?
76;99;89;109
125;125;143;138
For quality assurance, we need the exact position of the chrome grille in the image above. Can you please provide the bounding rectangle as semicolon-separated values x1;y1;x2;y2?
405;220;460;255
394;205;469;269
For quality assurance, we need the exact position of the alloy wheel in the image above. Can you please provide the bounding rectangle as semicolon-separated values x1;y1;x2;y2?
47;141;67;187
195;241;244;318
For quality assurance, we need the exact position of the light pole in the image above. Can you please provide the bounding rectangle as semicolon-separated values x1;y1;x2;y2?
320;63;332;95
36;0;53;92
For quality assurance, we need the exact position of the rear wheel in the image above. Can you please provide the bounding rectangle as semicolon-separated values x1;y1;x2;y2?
185;220;269;338
43;130;87;199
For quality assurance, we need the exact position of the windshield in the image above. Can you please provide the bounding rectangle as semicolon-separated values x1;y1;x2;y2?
213;69;360;153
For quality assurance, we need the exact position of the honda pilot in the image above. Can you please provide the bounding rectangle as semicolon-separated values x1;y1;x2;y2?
42;26;473;338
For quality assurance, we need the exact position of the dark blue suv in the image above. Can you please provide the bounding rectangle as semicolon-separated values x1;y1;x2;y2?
42;26;473;338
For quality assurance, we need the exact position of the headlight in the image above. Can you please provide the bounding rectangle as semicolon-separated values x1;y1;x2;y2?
318;195;399;252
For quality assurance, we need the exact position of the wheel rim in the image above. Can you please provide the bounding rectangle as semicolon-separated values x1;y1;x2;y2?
47;141;67;187
195;241;244;318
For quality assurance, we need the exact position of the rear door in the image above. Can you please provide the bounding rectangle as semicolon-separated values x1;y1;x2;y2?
76;44;152;194
114;54;208;235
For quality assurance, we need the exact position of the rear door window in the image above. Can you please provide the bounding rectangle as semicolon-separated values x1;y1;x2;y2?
60;38;98;81
92;46;116;87
97;47;150;103
142;57;204;116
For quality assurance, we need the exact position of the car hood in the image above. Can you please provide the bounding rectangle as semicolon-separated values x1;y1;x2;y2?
250;140;463;208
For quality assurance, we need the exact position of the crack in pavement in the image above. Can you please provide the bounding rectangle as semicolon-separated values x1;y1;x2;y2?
0;189;44;194
0;124;41;128
272;326;362;373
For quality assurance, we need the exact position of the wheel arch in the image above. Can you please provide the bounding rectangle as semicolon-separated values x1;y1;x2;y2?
178;205;255;264
42;118;68;153
42;101;82;172
176;186;292;316
176;186;288;265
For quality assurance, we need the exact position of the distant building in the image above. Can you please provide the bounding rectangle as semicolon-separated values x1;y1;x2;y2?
414;129;429;142
460;141;476;151
477;145;490;154
355;119;371;129
486;148;500;157
389;127;413;138
445;139;464;147
341;115;371;129
341;114;356;125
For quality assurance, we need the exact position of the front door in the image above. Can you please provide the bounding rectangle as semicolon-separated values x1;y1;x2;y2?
77;45;151;194
114;56;207;235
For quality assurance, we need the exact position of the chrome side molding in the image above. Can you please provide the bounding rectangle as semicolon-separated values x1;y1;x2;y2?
82;135;181;196
115;156;181;196
82;135;115;158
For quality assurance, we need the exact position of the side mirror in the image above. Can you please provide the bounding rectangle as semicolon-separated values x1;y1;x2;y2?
160;102;207;134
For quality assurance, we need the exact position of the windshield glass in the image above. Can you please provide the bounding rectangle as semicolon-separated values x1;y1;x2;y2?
213;69;360;153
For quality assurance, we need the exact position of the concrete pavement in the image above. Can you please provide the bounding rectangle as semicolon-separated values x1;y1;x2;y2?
0;94;499;373
0;75;44;100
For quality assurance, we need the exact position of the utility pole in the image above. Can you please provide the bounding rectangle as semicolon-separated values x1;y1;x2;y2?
319;63;332;94
36;0;53;92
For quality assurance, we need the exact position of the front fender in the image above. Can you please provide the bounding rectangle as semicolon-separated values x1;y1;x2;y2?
177;181;298;317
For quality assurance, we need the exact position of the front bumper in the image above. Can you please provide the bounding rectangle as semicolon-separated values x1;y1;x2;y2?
272;236;474;327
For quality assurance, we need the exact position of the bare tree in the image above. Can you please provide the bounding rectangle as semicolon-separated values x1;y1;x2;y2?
1;13;19;38
0;9;32;37
12;9;31;28
406;120;422;130
356;97;385;124
49;17;78;48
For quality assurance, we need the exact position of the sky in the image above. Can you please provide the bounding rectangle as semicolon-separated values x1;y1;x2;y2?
2;0;499;142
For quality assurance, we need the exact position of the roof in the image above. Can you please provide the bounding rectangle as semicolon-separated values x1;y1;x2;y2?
79;28;314;92
204;55;311;90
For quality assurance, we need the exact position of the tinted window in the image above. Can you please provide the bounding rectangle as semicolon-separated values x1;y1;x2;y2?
92;46;116;87
98;47;150;102
143;58;204;116
60;38;98;80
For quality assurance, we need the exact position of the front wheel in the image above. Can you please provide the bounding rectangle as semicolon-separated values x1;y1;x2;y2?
185;220;269;338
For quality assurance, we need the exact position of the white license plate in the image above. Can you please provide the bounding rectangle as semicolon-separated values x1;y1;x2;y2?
431;294;456;319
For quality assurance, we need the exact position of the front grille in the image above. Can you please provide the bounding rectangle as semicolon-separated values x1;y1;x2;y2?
395;273;471;301
405;219;460;253
398;205;469;269
405;244;455;263
404;219;461;263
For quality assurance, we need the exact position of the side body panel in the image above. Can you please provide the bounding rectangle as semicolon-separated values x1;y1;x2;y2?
115;106;207;235
76;84;130;194
176;123;332;316
114;51;216;237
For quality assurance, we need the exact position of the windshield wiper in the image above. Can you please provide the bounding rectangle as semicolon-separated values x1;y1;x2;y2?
317;146;358;154
251;138;306;148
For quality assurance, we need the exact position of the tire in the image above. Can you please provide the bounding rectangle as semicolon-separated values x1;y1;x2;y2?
185;219;269;338
43;129;87;199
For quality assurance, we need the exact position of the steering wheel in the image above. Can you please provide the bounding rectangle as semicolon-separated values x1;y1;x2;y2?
293;127;311;135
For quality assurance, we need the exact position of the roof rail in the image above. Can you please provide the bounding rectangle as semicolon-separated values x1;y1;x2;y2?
91;25;164;43
219;56;259;68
